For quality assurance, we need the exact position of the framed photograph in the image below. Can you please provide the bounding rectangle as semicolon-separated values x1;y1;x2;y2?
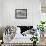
15;9;27;19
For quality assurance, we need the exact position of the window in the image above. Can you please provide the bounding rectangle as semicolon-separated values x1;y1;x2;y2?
41;0;46;21
41;0;46;13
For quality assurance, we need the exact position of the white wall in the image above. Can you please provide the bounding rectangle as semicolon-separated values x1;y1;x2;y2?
32;0;41;27
0;0;3;26
1;0;41;27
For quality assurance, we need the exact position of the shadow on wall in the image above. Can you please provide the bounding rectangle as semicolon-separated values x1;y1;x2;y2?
0;27;5;40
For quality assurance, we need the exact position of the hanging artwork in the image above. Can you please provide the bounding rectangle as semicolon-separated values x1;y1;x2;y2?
15;9;27;19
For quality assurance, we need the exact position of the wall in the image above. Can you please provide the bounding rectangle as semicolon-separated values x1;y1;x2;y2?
0;0;3;26
2;0;41;27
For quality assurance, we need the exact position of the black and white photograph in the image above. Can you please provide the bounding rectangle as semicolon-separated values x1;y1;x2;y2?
15;9;27;19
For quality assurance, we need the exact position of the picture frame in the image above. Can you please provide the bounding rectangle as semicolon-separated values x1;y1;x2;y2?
15;9;27;19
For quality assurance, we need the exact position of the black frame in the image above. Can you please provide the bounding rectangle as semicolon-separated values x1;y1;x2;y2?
15;9;27;19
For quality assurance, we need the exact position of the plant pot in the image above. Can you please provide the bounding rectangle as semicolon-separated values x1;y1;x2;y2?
40;32;44;37
33;41;36;46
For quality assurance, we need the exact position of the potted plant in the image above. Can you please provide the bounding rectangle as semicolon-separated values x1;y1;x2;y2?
31;35;38;46
37;21;45;37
